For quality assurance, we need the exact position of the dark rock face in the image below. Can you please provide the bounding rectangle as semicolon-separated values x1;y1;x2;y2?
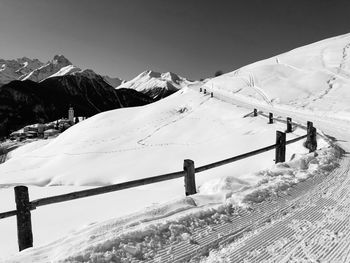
0;75;154;138
142;85;178;101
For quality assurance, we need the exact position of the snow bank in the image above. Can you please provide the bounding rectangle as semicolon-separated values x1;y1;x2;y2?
199;145;340;208
4;141;340;263
6;139;52;160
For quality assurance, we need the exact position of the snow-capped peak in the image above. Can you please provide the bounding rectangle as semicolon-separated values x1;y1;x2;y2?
142;70;161;78
20;54;73;82
117;70;191;100
161;71;182;84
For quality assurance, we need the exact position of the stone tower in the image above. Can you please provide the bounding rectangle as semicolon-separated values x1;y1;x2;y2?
68;107;74;124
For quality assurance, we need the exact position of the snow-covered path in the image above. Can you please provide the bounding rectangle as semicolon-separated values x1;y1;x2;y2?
223;157;350;262
200;130;350;262
177;86;350;262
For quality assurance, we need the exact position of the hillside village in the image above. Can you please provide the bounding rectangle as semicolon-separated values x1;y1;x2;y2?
8;107;83;141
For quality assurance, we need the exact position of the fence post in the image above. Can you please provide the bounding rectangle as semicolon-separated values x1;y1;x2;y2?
275;131;286;163
307;121;313;132
199;88;202;92
305;124;317;152
204;89;207;94
269;113;273;124
253;109;258;117
286;117;292;133
14;186;33;251
184;159;196;196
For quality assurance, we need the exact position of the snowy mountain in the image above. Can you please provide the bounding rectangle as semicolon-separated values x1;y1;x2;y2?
46;64;81;78
0;57;43;86
19;55;74;82
0;55;125;87
117;70;192;100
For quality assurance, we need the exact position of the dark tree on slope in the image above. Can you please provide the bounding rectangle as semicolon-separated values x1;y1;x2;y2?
214;70;223;77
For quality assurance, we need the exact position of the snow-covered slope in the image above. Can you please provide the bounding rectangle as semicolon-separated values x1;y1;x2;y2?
205;33;350;120
0;88;309;186
0;87;323;261
117;70;192;100
47;65;81;78
0;57;43;86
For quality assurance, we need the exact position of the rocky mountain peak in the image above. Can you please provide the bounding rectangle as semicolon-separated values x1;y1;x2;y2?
52;55;72;66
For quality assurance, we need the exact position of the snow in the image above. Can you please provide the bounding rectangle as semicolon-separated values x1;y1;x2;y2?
20;55;73;82
117;70;192;97
203;33;350;121
46;65;81;79
1;144;338;262
6;139;52;160
2;32;350;262
199;146;337;207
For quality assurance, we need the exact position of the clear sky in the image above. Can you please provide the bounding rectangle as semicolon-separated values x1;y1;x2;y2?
0;0;349;80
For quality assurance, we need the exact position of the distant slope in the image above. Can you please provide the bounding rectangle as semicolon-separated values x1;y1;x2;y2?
206;32;350;119
0;72;153;138
118;70;192;100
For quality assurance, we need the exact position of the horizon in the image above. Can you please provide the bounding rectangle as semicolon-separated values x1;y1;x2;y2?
0;0;350;80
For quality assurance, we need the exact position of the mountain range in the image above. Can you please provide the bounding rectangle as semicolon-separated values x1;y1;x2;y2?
0;55;192;138
117;70;192;100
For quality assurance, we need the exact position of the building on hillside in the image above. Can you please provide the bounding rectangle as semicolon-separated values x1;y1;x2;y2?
10;123;57;141
9;129;26;141
68;107;74;124
44;129;60;139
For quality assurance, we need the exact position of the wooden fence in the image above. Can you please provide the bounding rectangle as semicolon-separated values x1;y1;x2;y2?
0;109;317;252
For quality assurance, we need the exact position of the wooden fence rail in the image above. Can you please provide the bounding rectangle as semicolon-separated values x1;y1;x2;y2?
31;171;185;209
0;108;317;252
